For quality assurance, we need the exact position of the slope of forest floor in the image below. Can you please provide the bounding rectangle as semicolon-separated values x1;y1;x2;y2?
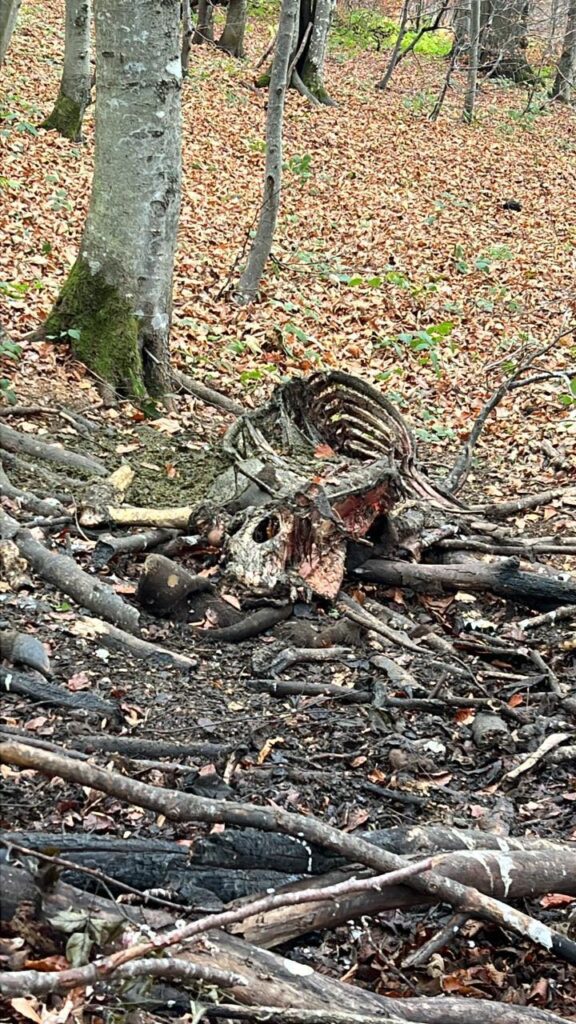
1;1;575;1020
2;0;575;480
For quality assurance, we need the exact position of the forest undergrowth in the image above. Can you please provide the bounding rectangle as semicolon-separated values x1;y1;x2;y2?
1;0;575;481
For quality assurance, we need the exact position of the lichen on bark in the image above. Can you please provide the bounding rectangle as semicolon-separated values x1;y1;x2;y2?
45;259;144;397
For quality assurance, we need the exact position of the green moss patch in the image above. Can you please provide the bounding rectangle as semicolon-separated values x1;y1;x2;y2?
41;92;84;141
45;258;145;398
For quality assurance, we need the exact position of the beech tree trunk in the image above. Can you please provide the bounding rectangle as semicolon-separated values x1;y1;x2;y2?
298;0;336;104
44;0;182;399
192;0;214;44
219;0;248;56
0;0;21;65
463;0;480;118
479;0;536;82
235;0;299;303
552;0;576;100
41;0;92;141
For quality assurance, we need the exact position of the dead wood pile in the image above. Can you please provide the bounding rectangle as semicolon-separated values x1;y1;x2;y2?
1;370;575;1021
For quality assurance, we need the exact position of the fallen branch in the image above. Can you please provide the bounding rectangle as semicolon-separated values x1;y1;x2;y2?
0;854;435;997
469;487;571;520
204;1009;419;1024
71;734;231;758
503;732;572;781
69;616;198;670
2;741;576;965
355;557;576;609
0;422;107;476
196;604;293;643
93;528;179;567
4;864;566;1024
254;678;527;723
252;644;353;676
1;449;81;493
519;604;576;630
172;368;245;416
0;956;245;999
0;462;67;517
0;668;119;719
0;509;140;633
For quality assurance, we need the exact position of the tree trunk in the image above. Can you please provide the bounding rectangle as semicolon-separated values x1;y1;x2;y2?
192;0;214;44
41;0;92;141
479;0;536;82
299;0;336;104
453;0;470;55
182;0;193;74
218;0;248;56
376;0;410;91
0;0;21;65
235;0;299;304
44;0;182;399
463;0;480;118
552;0;576;101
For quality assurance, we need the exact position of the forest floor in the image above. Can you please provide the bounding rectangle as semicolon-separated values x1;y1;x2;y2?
1;1;576;1021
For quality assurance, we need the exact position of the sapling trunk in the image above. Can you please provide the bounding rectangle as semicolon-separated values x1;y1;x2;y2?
235;0;299;304
463;0;480;120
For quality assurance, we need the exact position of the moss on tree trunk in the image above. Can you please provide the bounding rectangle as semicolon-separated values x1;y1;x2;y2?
45;259;145;397
300;63;334;104
41;92;84;141
254;70;271;88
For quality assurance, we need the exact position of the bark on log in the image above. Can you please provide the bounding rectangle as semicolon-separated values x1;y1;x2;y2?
0;423;107;476
355;557;576;609
0;832;292;907
0;668;119;719
0;510;140;633
0;863;568;1024
70;616;198;670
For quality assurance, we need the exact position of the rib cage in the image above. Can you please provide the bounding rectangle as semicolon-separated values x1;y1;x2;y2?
223;371;461;508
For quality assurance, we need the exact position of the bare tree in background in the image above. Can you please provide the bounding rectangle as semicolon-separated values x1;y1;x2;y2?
236;0;300;303
479;0;536;81
193;0;215;44
41;0;92;140
453;0;470;53
552;0;576;99
219;0;248;56
463;0;481;118
0;0;21;66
